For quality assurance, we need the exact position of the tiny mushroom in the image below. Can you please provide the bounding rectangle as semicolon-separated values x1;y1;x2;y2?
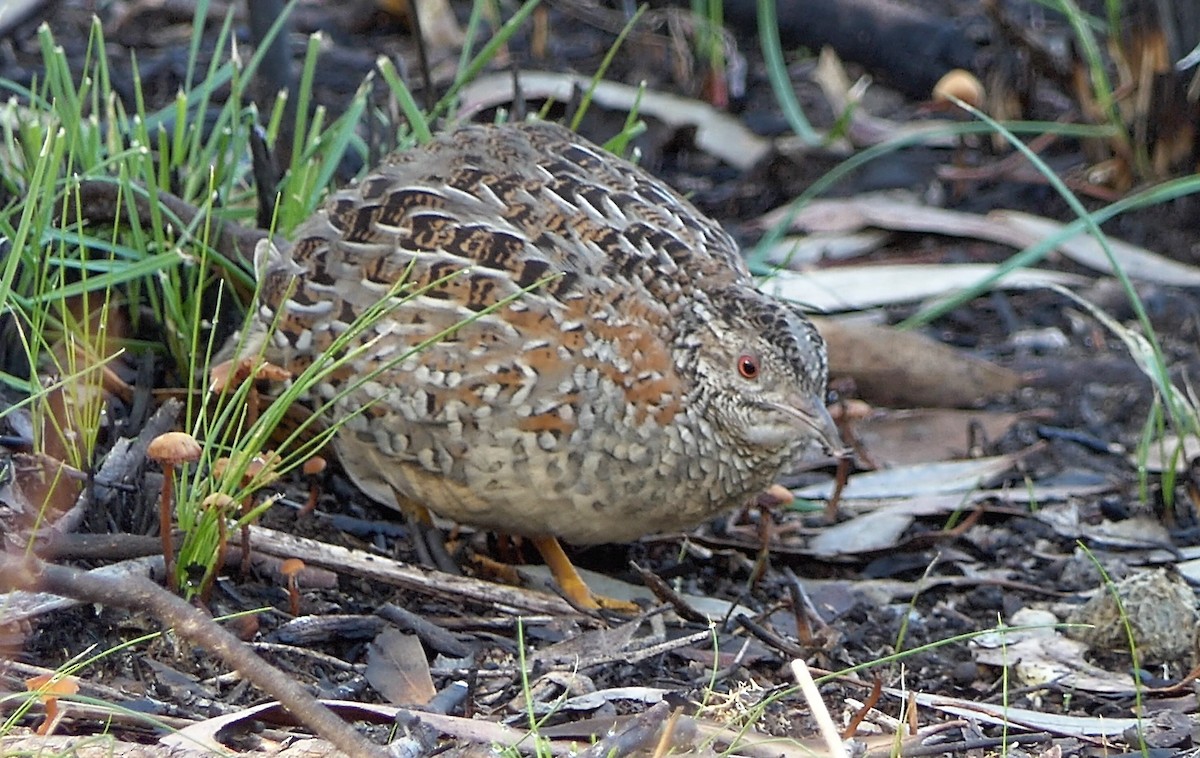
25;674;80;736
242;451;283;490
279;558;306;616
931;68;985;111
214;451;283;575
926;68;987;201
209;358;292;426
146;431;202;589
300;455;328;516
763;483;794;508
208;357;292;393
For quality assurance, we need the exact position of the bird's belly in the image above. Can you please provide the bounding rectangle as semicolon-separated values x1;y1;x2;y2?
332;413;771;545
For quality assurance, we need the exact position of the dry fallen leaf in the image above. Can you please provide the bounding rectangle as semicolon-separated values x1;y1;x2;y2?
365;627;436;706
1128;432;1199;473
885;688;1140;734
763;264;1084;312
995;210;1200;285
807;510;915;557
794;451;1026;500
24;674;79;736
855;408;1027;466
457;71;771;170
754;193;1200;286
814;317;1021;408
972;609;1140;695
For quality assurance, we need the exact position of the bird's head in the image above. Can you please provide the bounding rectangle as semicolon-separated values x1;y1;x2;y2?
685;287;845;461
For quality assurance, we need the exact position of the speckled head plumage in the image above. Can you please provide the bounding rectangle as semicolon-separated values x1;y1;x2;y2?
675;285;839;463
241;120;843;544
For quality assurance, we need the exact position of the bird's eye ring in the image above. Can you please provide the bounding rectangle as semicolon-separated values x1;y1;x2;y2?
737;354;760;379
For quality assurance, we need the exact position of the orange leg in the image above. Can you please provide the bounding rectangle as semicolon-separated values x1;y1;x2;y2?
530;536;638;612
530;536;598;609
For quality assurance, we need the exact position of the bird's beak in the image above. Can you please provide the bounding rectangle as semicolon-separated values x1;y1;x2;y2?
786;394;849;458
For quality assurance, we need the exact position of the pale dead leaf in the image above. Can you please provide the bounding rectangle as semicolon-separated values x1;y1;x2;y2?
836;493;989;517
365;627;435;706
811;46;964;148
996;210;1200;285
759;230;891;267
160;706;287;754
1133;432;1200;472
1176;557;1200;584
2;732;183;758
830;478;1114;519
457;71;770;169
974;633;1132;690
533;616;644;665
754;194;1198;286
1033;501;1172;547
162;698;687;754
553;687;667;712
763;264;1084;312
0;0;44;40
972;613;1140;695
754;192;1020;239
807;510;914;557
410;0;463;50
1079;516;1172;550
794;452;1024;500
161;700;524;753
885;689;1139;735
0;557;160;626
855;408;1027;466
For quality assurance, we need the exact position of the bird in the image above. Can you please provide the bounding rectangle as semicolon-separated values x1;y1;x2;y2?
238;120;845;607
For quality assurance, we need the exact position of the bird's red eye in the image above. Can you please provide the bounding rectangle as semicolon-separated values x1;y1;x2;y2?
737;354;760;379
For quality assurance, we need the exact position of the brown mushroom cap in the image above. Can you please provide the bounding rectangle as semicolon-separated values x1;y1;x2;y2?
764;483;795;507
932;69;985;110
209;357;293;393
25;674;80;697
302;456;327;476
253;362;292;383
147;432;202;465
244;452;283;487
213;452;281;487
201;493;238;512
280;558;306;578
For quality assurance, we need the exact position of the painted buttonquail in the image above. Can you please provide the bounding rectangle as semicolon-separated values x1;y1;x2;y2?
243;121;844;606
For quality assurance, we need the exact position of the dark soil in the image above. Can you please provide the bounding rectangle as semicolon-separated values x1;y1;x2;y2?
4;1;1200;756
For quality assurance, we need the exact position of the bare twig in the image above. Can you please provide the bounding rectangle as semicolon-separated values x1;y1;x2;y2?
0;553;388;758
